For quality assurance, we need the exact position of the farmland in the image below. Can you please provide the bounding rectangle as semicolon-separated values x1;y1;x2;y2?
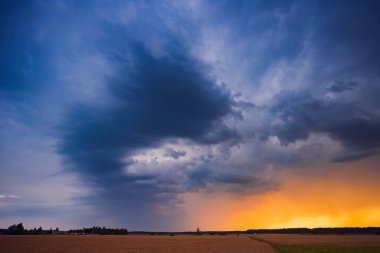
254;234;380;246
2;234;380;253
0;235;276;253
252;234;380;253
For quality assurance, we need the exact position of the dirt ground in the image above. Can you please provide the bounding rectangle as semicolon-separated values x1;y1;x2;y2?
0;234;276;253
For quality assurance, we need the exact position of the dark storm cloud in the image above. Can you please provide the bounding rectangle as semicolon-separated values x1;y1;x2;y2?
267;91;380;160
58;39;234;227
180;160;279;195
214;174;252;185
182;166;213;191
326;81;358;93
331;149;377;163
0;1;54;101
261;1;380;160
314;0;380;74
109;44;232;141
165;148;186;159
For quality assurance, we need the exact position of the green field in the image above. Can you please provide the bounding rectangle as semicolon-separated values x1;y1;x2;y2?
251;236;380;253
272;244;380;253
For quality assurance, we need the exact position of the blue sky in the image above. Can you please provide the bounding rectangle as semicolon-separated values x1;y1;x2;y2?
1;0;380;231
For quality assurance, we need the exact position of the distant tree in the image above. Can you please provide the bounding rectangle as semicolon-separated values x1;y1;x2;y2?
55;227;59;231
69;226;128;235
8;223;25;234
37;227;42;232
17;223;24;231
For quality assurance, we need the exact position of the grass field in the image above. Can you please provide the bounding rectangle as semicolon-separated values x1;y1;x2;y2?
0;234;276;253
271;244;380;253
252;234;380;253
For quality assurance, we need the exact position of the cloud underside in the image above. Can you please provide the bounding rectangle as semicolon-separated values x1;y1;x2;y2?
57;41;240;227
1;0;380;229
39;1;380;228
267;92;380;154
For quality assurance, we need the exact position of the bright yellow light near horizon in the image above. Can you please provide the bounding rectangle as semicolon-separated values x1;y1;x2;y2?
185;157;380;231
230;165;380;230
231;201;380;230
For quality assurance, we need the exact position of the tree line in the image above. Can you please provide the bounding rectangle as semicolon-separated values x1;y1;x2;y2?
0;223;128;235
0;223;60;235
69;226;128;235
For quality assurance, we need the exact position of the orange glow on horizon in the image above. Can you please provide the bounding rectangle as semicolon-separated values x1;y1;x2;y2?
184;156;380;230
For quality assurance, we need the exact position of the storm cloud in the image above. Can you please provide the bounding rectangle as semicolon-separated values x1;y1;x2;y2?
57;38;235;228
268;92;380;149
1;0;380;230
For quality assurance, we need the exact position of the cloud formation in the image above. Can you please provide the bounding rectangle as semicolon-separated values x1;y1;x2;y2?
57;38;236;228
165;148;186;159
1;0;380;230
326;81;358;93
267;91;380;152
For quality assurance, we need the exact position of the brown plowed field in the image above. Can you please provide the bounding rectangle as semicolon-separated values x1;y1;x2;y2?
255;234;380;246
0;235;276;253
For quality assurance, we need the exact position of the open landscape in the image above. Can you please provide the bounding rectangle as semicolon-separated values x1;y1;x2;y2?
0;235;275;253
2;234;380;253
253;234;380;253
255;234;380;246
2;1;380;253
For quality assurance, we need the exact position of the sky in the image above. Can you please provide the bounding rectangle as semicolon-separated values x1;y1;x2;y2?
1;0;380;231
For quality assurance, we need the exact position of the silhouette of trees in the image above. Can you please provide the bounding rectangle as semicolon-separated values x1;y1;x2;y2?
69;226;128;235
0;223;54;235
7;223;25;234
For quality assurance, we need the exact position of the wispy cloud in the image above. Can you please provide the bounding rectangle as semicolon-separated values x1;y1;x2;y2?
0;194;20;199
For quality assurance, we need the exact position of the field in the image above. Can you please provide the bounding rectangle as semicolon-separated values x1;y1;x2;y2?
252;234;380;253
0;235;275;253
2;234;380;253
